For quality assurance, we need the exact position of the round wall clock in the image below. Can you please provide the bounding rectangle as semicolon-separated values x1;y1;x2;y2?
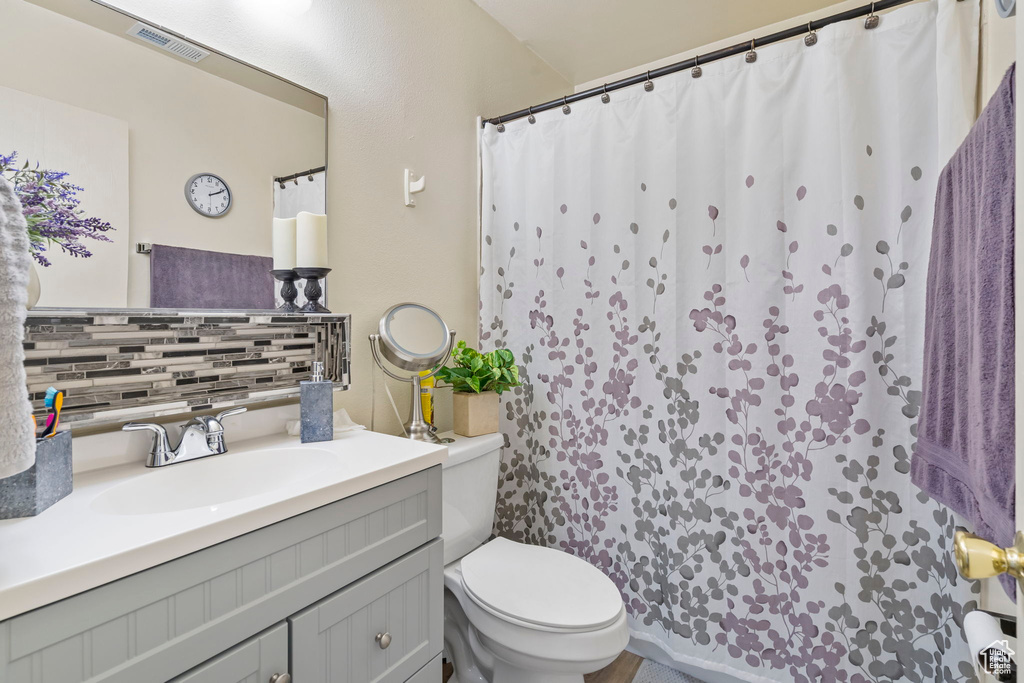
185;173;232;217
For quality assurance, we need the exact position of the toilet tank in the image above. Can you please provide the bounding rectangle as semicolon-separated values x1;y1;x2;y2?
440;432;503;565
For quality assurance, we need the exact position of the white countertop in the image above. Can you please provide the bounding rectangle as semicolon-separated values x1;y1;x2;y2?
0;430;446;621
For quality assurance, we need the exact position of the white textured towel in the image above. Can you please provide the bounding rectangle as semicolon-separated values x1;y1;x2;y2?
0;177;35;478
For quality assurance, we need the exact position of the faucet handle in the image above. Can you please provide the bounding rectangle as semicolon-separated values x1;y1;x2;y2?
122;422;174;467
215;406;247;422
122;422;168;437
185;406;247;436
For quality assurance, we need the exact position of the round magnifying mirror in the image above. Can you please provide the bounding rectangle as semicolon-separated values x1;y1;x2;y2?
369;303;455;444
378;303;450;371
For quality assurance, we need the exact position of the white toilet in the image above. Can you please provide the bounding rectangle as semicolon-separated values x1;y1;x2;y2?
440;433;629;683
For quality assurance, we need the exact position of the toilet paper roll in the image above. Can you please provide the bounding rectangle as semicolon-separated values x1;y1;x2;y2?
965;610;1010;663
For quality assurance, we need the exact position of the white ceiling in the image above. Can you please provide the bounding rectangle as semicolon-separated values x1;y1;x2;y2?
471;0;846;85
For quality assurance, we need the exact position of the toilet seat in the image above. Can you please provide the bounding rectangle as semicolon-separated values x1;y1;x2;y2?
459;537;624;634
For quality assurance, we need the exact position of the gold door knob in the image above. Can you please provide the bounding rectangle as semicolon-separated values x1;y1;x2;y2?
954;530;1024;585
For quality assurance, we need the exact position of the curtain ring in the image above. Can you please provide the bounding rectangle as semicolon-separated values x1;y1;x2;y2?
307;170;315;181
527;106;536;124
279;180;286;189
561;96;572;115
804;22;818;46
643;70;654;91
865;2;879;28
496;116;505;133
745;39;758;63
293;177;299;186
691;54;702;78
601;84;611;104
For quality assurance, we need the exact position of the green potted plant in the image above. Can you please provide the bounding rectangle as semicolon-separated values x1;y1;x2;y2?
435;341;521;437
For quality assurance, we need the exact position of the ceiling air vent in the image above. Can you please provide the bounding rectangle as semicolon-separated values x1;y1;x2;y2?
126;22;210;63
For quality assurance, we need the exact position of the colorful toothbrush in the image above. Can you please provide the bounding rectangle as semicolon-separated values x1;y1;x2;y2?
39;387;64;439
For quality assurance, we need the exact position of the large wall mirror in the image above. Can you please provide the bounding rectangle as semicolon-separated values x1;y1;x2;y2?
1;0;327;310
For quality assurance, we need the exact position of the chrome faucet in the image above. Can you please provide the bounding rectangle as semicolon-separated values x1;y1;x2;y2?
122;407;247;467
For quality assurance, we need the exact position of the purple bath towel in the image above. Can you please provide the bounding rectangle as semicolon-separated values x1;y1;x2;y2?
150;244;276;310
913;65;1015;596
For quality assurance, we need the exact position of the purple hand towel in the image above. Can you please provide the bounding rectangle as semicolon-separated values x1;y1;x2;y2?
150;244;275;310
913;64;1015;596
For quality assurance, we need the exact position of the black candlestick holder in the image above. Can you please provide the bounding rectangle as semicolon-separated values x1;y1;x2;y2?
271;269;301;313
295;267;332;313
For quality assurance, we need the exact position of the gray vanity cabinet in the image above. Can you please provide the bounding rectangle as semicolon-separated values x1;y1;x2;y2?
291;540;442;682
0;466;443;683
171;623;288;683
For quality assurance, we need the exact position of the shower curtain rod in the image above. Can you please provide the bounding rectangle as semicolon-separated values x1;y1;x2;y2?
274;166;326;185
482;0;923;128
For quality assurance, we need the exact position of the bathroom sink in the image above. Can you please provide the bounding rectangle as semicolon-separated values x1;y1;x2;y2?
91;448;337;515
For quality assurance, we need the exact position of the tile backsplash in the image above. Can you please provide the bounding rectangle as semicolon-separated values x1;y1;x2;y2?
24;310;350;428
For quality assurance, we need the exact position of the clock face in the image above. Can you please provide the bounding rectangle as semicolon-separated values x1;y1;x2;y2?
185;173;232;217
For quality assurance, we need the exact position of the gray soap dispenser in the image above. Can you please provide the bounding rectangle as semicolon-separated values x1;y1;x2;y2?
300;361;334;443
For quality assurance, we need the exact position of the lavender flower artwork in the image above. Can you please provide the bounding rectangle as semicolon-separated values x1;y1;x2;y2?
0;151;115;267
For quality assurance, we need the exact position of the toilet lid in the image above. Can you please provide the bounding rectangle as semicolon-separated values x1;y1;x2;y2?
460;537;624;632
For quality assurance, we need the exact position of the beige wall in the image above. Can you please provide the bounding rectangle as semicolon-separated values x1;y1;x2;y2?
91;0;570;433
0;83;130;308
979;0;1016;102
1;0;325;307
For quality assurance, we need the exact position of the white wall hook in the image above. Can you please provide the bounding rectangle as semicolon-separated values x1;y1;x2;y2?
404;169;426;207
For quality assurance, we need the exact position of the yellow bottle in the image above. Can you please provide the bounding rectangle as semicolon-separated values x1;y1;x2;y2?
420;370;435;427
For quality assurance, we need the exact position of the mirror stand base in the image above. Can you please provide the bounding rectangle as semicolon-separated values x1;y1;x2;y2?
403;372;449;444
404;419;444;444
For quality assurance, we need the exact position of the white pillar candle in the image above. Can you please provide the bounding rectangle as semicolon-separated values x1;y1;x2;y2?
272;217;297;270
296;211;329;268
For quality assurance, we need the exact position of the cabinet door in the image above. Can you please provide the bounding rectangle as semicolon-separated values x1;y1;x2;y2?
290;540;442;683
172;622;289;683
406;654;441;682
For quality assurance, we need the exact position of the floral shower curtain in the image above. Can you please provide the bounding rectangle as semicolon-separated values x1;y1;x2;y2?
479;2;983;681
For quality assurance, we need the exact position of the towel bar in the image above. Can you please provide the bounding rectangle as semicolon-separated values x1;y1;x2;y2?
981;609;1017;638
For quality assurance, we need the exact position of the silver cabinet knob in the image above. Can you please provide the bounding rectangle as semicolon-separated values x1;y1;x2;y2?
375;631;392;649
269;674;290;683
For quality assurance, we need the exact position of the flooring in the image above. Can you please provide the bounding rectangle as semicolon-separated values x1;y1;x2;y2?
585;651;646;683
442;651;644;683
441;650;705;683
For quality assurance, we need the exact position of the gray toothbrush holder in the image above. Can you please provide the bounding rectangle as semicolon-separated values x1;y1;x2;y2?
0;430;73;519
